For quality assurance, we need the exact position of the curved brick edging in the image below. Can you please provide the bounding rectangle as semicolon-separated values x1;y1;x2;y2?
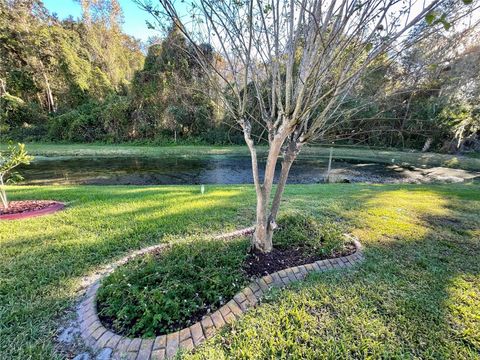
0;201;65;220
77;234;363;360
214;226;255;240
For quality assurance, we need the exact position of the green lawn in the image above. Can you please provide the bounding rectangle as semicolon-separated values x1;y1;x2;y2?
1;142;479;171
1;183;479;359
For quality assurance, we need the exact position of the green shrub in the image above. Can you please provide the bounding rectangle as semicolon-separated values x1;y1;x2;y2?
96;214;349;339
47;101;106;142
100;96;131;142
0;94;27;129
0;143;33;208
201;126;244;145
47;110;79;140
2;123;48;142
68;112;104;142
274;212;346;256
96;237;249;337
0;93;47;129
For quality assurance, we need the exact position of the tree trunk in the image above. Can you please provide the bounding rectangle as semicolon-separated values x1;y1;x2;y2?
250;130;300;253
42;71;56;113
270;140;302;222
0;78;6;96
252;188;273;252
0;175;8;209
422;138;432;152
251;132;288;253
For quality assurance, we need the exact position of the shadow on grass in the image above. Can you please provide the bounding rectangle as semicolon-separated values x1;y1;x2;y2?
1;183;479;359
0;185;255;358
184;184;480;359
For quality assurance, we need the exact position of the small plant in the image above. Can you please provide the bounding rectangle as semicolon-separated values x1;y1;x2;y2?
97;237;249;337
0;143;33;209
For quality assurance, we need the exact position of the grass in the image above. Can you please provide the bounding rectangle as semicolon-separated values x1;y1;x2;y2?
274;212;347;256
1;142;479;171
0;183;479;359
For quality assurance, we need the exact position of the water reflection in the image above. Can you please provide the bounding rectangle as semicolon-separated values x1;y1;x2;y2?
16;155;425;185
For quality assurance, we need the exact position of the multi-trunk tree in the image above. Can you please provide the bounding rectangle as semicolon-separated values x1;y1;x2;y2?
137;0;476;253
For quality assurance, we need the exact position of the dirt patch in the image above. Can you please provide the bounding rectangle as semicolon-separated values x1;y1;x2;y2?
0;200;58;215
0;200;64;220
244;243;356;277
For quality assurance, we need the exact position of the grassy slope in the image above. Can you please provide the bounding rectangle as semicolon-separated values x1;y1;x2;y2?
0;184;479;359
1;143;479;171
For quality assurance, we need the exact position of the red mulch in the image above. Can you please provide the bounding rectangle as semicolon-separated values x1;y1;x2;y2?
243;243;356;277
0;200;58;215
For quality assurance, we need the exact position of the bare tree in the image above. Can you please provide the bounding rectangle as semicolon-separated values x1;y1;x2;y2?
136;0;476;253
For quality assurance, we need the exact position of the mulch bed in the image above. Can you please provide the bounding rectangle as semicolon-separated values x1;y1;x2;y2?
244;243;356;277
0;200;59;215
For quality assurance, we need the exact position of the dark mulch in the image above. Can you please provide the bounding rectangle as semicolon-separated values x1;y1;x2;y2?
244;243;356;277
0;200;58;215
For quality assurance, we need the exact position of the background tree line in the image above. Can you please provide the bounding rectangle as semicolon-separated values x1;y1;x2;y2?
0;0;479;152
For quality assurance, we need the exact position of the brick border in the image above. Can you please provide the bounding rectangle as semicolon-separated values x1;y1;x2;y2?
0;201;65;220
77;233;363;360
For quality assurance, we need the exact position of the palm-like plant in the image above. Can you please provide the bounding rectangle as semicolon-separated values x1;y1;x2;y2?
0;143;33;209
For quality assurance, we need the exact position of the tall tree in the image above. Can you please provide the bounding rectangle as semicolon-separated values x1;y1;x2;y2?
77;0;143;89
0;0;143;121
131;23;214;139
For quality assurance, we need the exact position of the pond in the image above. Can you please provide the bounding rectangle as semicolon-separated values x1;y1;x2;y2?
17;154;449;185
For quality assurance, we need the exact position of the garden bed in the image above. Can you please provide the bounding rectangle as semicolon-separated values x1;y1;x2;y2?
244;242;356;277
96;214;354;338
0;200;64;220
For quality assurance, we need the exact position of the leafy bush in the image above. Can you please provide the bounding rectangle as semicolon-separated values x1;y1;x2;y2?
100;96;131;142
96;237;249;337
1;123;48;142
96;213;349;338
0;94;25;129
0;143;33;208
201;126;244;145
47;110;79;140
68;112;103;142
0;93;47;130
439;103;480;151
47;101;106;142
274;212;347;257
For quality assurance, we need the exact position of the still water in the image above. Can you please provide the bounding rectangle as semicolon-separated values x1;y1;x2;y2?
18;154;419;185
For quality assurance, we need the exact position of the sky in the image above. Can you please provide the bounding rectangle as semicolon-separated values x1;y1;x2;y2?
42;0;161;42
43;0;480;45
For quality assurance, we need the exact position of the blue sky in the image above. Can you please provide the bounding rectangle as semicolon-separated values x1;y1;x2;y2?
43;0;161;42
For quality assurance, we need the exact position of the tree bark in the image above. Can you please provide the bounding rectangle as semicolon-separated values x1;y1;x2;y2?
251;131;291;253
270;140;302;222
252;188;273;252
0;175;8;209
43;72;56;113
0;78;6;96
422;138;432;152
